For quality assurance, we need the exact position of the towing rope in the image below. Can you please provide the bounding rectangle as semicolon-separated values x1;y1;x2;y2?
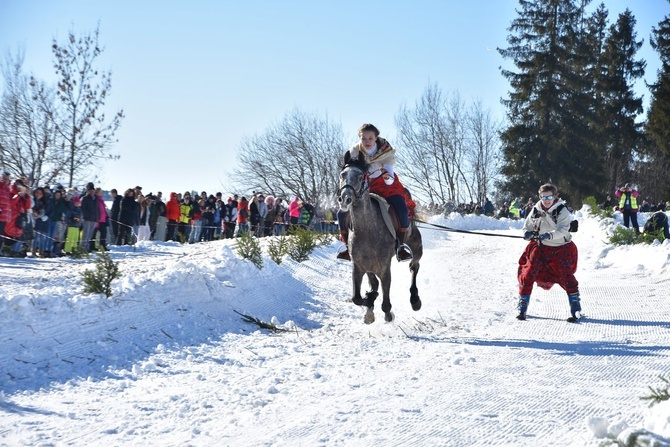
413;218;525;239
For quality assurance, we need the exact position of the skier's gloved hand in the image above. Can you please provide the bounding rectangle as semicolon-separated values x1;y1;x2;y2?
523;231;535;241
538;232;551;241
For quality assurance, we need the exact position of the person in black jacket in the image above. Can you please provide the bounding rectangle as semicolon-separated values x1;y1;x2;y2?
248;195;261;236
116;188;139;245
222;197;237;238
110;189;122;242
80;183;100;251
644;211;670;240
300;198;315;229
31;187;51;256
149;193;165;239
201;195;216;241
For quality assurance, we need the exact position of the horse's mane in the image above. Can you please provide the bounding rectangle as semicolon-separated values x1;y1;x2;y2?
342;150;368;172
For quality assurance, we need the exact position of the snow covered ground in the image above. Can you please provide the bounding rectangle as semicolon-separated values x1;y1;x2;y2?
1;208;669;446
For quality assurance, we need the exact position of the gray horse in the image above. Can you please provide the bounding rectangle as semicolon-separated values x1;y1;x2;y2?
337;157;423;324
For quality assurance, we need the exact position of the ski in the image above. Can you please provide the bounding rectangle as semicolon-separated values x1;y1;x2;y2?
566;312;582;323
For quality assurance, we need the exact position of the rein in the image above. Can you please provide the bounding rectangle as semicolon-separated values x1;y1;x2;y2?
339;163;522;240
413;218;524;239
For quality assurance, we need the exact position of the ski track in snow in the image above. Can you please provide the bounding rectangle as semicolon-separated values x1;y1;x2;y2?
1;219;670;446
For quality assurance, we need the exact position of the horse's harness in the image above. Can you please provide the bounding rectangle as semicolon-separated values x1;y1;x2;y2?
338;163;369;201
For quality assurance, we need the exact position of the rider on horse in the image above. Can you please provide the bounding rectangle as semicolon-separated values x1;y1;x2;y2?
337;123;414;262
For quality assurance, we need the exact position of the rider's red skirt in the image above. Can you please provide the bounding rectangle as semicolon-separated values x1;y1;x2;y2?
369;174;416;218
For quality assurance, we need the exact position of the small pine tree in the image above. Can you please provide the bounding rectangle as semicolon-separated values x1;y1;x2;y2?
610;225;665;246
641;376;670;407
237;231;263;269
81;251;121;298
583;196;614;220
69;244;89;259
608;226;638;246
583;196;600;215
313;231;335;247
636;228;666;245
267;233;290;265
287;227;318;263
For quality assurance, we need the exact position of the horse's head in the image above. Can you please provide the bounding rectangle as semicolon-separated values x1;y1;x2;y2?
338;156;368;212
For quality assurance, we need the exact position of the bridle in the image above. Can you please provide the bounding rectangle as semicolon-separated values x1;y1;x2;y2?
338;163;369;201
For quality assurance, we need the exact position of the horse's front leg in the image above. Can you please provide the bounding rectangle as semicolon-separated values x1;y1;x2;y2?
380;266;394;322
351;263;365;307
363;273;379;324
365;273;379;306
409;259;421;311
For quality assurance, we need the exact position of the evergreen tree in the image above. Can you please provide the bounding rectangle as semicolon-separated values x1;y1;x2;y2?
498;0;594;203
642;6;670;199
598;10;646;192
582;3;612;197
554;0;607;203
646;8;670;157
586;3;610;105
499;1;646;204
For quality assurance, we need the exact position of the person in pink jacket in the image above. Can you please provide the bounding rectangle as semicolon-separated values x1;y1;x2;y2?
288;197;302;227
0;171;12;244
95;188;110;250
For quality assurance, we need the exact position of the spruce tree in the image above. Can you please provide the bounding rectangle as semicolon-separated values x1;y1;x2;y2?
555;1;607;203
598;10;646;193
498;0;594;203
499;1;647;204
581;3;612;198
642;7;670;199
647;10;670;157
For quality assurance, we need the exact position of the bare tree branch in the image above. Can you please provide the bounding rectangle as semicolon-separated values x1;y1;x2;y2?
231;108;344;210
51;24;124;187
395;83;502;207
0;49;67;186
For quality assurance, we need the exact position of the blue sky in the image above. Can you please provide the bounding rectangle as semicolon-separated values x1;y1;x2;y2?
1;0;668;197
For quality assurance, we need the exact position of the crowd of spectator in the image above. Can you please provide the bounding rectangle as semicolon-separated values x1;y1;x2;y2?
1;171;668;259
0;172;339;258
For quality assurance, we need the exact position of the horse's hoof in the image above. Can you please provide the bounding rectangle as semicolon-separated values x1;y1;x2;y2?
364;309;375;324
384;311;394;323
411;297;422;311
